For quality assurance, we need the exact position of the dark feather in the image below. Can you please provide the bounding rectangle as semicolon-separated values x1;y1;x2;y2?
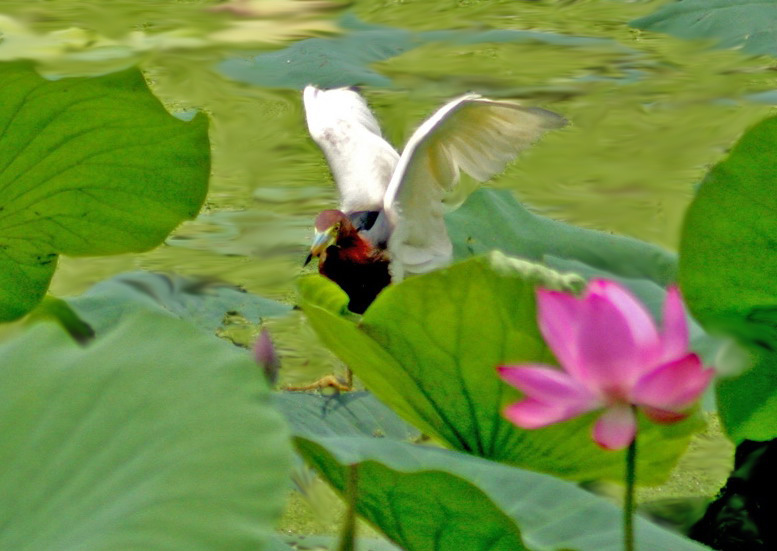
319;244;391;314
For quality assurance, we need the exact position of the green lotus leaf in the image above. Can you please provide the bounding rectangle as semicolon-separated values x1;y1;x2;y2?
446;188;677;286
715;348;777;442
266;533;402;551
0;310;291;550
294;434;712;551
299;253;704;483
679;115;777;441
0;62;210;321
274;391;420;441
67;270;291;334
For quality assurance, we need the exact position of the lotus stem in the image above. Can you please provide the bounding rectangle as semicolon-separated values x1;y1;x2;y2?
624;424;637;551
337;464;359;551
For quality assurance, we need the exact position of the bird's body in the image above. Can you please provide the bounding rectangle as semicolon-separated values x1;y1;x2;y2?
312;210;390;314
304;85;566;312
318;245;390;314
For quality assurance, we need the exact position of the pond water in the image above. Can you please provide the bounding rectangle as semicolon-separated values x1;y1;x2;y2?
3;0;773;383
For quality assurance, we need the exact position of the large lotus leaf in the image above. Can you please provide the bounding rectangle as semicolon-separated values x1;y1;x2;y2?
28;295;97;344
631;0;777;57
67;270;291;334
715;348;777;442
274;391;419;441
299;253;704;483
0;62;210;322
0;311;291;550
299;438;526;551
266;534;402;551
679;115;777;441
295;434;712;551
446;188;677;286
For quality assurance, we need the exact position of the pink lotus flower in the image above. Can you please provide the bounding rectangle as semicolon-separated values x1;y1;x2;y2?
498;279;714;450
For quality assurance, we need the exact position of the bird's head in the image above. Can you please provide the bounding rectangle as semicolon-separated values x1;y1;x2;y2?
305;209;354;265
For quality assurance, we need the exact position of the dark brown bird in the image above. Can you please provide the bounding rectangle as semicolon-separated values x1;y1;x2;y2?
303;85;566;313
306;209;390;314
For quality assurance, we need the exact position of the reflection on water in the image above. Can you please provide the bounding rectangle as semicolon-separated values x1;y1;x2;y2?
9;0;771;382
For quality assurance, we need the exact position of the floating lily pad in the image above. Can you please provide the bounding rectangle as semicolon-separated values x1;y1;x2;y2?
67;270;291;334
446;188;677;286
632;0;777;57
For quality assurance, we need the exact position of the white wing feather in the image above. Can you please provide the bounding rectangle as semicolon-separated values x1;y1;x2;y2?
383;95;566;281
303;86;400;212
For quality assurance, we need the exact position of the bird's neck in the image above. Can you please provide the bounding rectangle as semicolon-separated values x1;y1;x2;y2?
333;229;378;263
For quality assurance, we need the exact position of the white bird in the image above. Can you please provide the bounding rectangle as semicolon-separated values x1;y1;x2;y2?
304;85;566;313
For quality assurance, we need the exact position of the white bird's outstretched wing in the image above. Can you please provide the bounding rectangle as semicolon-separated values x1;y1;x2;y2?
383;95;566;281
303;86;400;212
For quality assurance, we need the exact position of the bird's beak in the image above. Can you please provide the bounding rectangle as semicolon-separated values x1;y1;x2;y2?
305;226;336;266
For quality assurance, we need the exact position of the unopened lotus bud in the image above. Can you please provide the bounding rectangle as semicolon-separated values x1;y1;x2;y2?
254;328;280;385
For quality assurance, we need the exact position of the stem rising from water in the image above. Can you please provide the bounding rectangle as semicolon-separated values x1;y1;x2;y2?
624;427;637;551
337;464;359;551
